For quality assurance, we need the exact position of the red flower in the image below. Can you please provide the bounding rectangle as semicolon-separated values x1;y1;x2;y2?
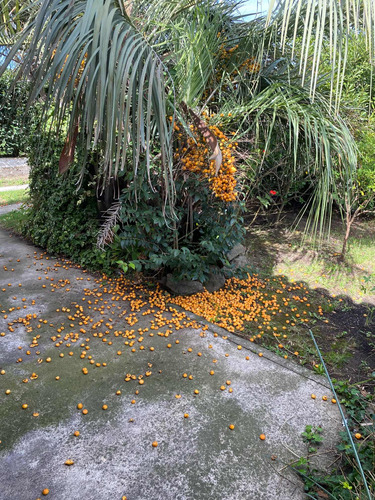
269;190;277;196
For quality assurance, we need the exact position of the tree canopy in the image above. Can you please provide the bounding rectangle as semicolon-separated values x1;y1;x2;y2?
1;0;375;237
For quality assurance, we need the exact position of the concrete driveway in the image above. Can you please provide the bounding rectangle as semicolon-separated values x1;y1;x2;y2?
0;227;342;500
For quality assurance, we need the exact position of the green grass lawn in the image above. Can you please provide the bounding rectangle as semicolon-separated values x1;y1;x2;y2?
0;176;29;187
0;189;29;206
245;216;375;304
0;207;29;232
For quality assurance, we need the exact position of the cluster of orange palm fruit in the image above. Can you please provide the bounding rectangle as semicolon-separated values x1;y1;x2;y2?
176;117;237;202
216;39;260;76
238;57;261;73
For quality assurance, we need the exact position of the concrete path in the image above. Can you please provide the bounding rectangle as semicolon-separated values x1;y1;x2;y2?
0;203;23;215
0;226;343;500
0;157;28;168
0;184;28;192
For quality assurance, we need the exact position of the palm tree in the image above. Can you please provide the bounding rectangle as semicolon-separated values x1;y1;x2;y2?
0;0;374;239
268;0;375;108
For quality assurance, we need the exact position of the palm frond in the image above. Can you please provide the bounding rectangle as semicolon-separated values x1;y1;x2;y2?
216;82;357;237
97;201;121;250
267;0;375;107
0;0;34;46
0;0;176;210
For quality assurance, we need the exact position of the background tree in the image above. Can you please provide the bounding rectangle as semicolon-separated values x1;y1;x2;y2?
1;0;375;275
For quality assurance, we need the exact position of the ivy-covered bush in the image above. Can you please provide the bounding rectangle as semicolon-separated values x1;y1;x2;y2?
23;131;107;270
0;71;37;157
22;113;245;281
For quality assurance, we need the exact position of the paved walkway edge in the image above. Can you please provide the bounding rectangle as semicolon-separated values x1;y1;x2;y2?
0;184;29;192
171;304;331;389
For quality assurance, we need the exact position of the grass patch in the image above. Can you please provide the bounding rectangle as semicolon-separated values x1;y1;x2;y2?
241;214;375;388
245;216;375;303
0;176;28;187
0;206;29;233
0;188;29;206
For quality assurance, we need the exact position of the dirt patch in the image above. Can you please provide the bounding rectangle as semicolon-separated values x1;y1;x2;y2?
320;300;375;383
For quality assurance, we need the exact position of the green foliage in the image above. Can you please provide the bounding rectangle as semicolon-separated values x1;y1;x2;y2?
298;470;360;500
23;131;106;271
360;275;375;295
0;71;36;157
321;35;375;218
295;380;374;499
318;34;375;120
356;128;375;210
302;425;323;453
0;0;31;43
116;260;136;274
115;168;245;282
3;0;176;209
2;0;366;244
332;380;370;423
22;123;245;281
3;0;374;278
225;82;357;234
313;363;325;375
274;1;375;110
341;36;375;114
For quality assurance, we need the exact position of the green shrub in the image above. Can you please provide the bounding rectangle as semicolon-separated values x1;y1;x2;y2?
0;71;37;157
21;122;245;281
115;165;245;282
21;108;245;281
356;127;375;210
24;131;107;270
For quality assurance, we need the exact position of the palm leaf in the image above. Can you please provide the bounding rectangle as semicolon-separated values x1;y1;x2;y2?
267;0;375;107
97;201;121;250
0;0;35;46
0;0;176;210
216;81;357;238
